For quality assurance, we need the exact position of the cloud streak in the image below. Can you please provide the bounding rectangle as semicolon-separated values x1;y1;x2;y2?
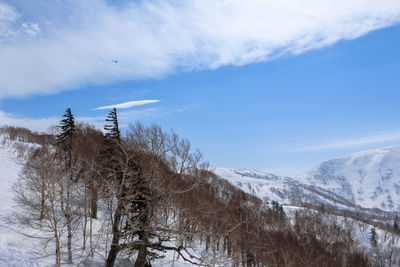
1;0;400;98
0;107;167;132
0;110;58;132
94;100;160;110
288;130;400;152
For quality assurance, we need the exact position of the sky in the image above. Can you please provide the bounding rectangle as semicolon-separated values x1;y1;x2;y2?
1;0;400;176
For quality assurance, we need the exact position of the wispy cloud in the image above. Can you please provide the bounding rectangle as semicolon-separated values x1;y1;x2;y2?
0;2;19;38
0;107;167;132
0;110;58;132
288;130;400;152
93;100;160;110
0;2;18;21
1;0;400;98
80;107;168;128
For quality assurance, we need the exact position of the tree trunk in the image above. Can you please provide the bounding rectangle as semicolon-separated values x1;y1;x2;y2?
106;201;123;267
90;176;98;219
135;195;151;267
55;234;61;267
135;244;149;267
90;211;93;256
83;182;87;250
66;177;73;264
40;181;45;221
53;214;61;267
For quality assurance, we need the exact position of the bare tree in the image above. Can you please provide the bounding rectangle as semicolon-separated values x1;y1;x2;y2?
13;146;67;267
96;119;211;267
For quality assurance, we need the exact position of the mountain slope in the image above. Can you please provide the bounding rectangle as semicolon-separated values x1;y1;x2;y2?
297;146;400;212
214;167;357;210
0;139;42;266
0;138;195;266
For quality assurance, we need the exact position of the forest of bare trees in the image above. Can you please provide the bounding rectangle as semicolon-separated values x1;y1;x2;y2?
1;108;399;266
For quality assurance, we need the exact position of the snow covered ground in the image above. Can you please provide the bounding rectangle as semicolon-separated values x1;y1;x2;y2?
2;136;400;266
0;139;43;266
0;138;198;266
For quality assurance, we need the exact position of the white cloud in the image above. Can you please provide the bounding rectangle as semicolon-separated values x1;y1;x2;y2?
0;0;400;98
94;100;160;110
0;110;57;132
22;23;41;37
0;107;166;132
79;107;167;128
0;2;18;21
0;2;19;38
288;130;400;152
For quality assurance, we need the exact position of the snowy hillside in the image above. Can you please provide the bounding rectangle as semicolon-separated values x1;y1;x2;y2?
0;139;42;266
214;167;357;210
0;138;195;266
216;145;400;213
2;133;399;266
213;168;400;263
297;146;400;212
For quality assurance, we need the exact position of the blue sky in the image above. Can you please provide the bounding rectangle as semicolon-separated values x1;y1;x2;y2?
1;0;400;176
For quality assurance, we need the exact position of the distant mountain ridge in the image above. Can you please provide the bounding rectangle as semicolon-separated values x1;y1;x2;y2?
215;145;400;215
297;145;400;212
214;167;357;211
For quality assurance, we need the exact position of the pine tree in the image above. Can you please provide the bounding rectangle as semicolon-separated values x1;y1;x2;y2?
101;108;122;169
103;108;153;267
104;107;124;267
370;227;377;247
56;108;76;264
57;108;75;151
272;200;280;212
104;108;120;142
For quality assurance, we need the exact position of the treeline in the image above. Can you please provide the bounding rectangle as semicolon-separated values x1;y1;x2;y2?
0;125;54;145
1;109;392;266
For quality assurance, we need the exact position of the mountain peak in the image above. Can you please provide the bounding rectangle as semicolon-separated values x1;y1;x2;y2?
297;145;400;211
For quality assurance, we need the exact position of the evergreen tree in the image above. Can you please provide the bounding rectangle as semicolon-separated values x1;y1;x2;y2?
103;108;153;267
370;227;377;247
104;108;120;142
278;204;285;219
101;108;122;169
104;107;125;267
100;108;123;185
394;220;399;232
272;200;280;212
56;108;76;264
57;108;75;151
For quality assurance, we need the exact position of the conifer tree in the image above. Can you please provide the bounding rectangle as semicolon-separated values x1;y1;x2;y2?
101;107;122;171
370;227;377;247
104;107;125;267
57;108;75;153
56;108;75;264
104;108;121;142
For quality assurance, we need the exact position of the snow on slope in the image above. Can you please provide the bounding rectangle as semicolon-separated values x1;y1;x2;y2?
214;167;296;204
0;137;199;266
2;135;399;265
0;139;42;266
214;167;357;210
297;145;400;212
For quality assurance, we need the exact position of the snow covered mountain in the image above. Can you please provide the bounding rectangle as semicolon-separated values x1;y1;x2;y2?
216;145;400;215
297;145;400;212
214;167;358;211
